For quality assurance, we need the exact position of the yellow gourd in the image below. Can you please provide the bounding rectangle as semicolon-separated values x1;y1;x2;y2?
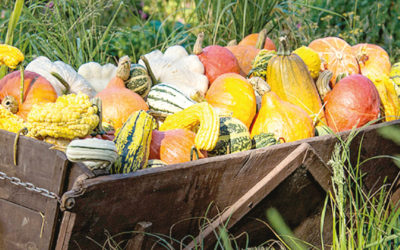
159;102;220;151
267;36;325;125
250;79;314;142
0;44;24;69
293;46;321;79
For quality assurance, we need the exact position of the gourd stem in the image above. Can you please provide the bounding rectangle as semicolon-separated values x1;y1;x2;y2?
191;91;206;103
13;127;28;166
51;72;71;94
193;32;205;55
316;70;333;100
277;36;290;56
116;56;131;81
2;96;19;113
140;56;157;86
255;29;267;50
190;146;200;161
227;40;237;46
248;77;271;96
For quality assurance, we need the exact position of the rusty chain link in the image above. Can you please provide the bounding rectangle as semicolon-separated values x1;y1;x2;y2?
0;171;61;203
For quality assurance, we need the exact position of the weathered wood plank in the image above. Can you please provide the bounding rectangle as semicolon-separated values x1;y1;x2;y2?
55;212;76;250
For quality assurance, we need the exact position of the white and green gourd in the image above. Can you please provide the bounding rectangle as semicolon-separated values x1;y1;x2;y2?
66;138;118;172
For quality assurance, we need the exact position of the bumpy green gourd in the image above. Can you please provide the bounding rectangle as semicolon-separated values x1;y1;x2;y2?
251;132;280;149
125;64;152;98
208;116;251;156
111;110;155;174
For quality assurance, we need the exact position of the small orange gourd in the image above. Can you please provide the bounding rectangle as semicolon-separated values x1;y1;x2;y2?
205;73;256;128
96;56;148;129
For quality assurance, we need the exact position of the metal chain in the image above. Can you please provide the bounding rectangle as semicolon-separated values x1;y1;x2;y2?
0;171;61;203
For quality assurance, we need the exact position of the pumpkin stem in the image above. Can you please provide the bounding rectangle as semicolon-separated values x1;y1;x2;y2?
316;70;333;100
116;56;131;81
248;77;271;96
140;55;157;85
227;39;237;46
148;110;167;126
51;72;71;94
277;36;290;56
190;146;200;161
13;127;28;166
255;29;267;50
2;95;19;113
193;32;205;55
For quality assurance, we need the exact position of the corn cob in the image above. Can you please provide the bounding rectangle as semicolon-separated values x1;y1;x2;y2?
26;92;99;139
0;44;24;69
159;102;220;151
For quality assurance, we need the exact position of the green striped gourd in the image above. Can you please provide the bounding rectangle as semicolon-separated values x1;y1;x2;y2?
125;64;152;98
147;83;197;115
66;138;118;172
247;49;276;80
208;116;251;156
251;132;280;149
111;110;155;174
147;159;166;168
390;62;400;97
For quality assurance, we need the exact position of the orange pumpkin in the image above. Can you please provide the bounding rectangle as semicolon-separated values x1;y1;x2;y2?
0;70;57;120
324;74;380;132
308;37;360;85
194;33;240;85
96;57;148;129
205;73;256;128
225;45;260;76
238;33;276;51
352;43;391;76
149;129;207;164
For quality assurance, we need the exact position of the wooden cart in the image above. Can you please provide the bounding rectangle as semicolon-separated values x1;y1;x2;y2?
1;120;399;249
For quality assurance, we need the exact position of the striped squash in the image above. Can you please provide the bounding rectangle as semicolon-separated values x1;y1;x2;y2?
111;110;155;174
125;64;152;98
208;116;251;156
66;138;118;172
147;83;196;115
159;102;219;151
147;159;166;168
251;132;280;149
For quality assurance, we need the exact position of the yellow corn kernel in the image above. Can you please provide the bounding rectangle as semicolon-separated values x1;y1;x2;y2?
0;44;24;69
159;102;220;151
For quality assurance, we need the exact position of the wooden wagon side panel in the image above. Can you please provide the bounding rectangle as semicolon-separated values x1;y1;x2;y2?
0;130;88;249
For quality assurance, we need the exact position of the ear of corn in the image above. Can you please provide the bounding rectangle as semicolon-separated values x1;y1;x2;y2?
26;92;99;139
0;44;24;69
159;102;220;151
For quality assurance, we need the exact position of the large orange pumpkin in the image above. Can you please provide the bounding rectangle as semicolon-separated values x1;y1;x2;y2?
205;73;256;128
0;70;57;120
324;74;380;132
96;57;148;129
149;129;207;164
238;33;276;51
308;37;360;85
352;43;391;76
194;33;240;85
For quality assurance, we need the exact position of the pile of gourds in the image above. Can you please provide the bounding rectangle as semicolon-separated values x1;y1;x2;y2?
0;30;399;174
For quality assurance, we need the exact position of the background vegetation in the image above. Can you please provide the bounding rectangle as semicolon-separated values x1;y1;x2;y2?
1;0;400;69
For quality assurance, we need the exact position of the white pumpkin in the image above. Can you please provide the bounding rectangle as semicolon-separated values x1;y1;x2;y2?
138;45;209;98
78;62;117;93
26;56;96;97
